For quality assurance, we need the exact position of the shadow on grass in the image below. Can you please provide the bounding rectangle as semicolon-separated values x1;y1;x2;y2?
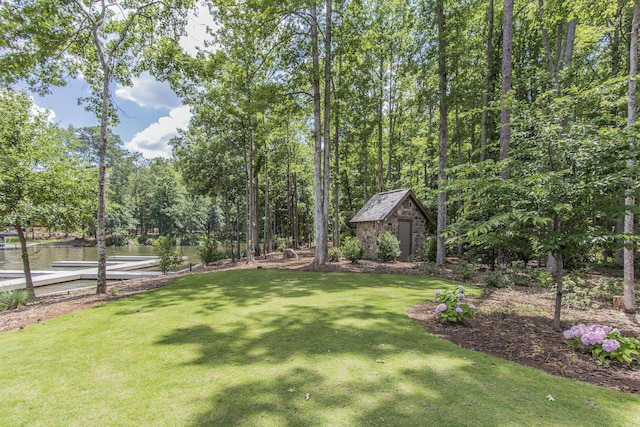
144;270;636;426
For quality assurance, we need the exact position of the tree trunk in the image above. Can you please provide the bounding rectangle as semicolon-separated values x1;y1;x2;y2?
293;172;299;249
236;199;241;260
332;56;340;247
96;72;110;294
377;56;384;193
456;105;463;258
322;0;332;254
363;133;369;202
311;4;326;264
551;251;564;331
623;0;639;313
481;0;494;162
15;220;34;298
246;112;255;262
436;0;447;266
264;152;271;254
500;0;513;180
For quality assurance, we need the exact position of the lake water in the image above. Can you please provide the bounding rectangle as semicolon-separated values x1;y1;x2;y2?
0;245;200;296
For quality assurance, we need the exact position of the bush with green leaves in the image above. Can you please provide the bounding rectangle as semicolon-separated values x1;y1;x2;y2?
137;234;151;245
482;269;510;289
422;261;440;276
342;236;363;263
274;236;287;252
451;260;477;281
198;237;224;265
418;237;437;262
154;235;183;274
105;233;128;247
561;274;597;309
564;324;640;366
376;231;401;262
0;289;30;312
434;285;476;324
328;247;342;262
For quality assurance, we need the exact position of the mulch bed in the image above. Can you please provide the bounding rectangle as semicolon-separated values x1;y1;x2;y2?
407;295;640;395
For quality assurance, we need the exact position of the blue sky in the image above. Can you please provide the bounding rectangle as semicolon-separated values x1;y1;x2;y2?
29;5;212;159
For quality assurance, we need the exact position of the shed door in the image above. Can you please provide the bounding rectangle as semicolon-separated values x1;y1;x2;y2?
398;220;412;261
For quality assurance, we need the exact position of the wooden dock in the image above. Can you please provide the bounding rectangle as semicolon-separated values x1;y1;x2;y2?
0;256;164;292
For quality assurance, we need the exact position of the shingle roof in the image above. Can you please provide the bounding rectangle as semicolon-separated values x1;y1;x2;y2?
350;189;431;223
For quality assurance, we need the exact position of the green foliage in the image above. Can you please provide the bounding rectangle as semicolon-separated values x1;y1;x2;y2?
565;325;640;367
482;269;510;289
153;235;183;274
376;231;401;262
342;236;363;263
105;233;128;247
560;273;639;309
422;261;441;276
538;271;553;288
197;237;224;265
0;290;31;312
434;285;477;324
328;247;342;262
418;237;437;262
137;234;151;245
591;277;624;303
451;261;477;282
275;236;287;252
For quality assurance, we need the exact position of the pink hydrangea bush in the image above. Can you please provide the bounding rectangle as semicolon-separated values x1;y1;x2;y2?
564;324;640;366
434;285;476;324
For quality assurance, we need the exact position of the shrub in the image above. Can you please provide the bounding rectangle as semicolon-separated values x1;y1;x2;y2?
434;285;477;324
154;236;183;274
0;289;30;312
342;236;363;263
482;269;510;289
106;233;128;246
422;261;440;276
328;247;342;262
562;274;596;309
417;238;437;262
591;277;624;303
564;324;640;366
274;236;287;252
376;231;401;262
451;260;477;281
537;271;553;288
136;234;151;245
198;237;224;265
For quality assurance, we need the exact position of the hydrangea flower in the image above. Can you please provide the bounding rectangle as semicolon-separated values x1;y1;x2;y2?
458;293;465;300
435;290;442;296
435;303;447;314
457;285;465;292
602;339;621;353
455;307;463;313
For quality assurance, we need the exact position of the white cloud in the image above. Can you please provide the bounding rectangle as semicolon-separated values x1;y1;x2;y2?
115;73;180;109
126;105;192;158
29;98;56;122
179;4;217;56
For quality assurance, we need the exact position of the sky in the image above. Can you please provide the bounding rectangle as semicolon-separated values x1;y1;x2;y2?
29;5;213;160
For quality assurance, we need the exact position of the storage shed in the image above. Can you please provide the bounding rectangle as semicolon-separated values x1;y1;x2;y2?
350;189;434;261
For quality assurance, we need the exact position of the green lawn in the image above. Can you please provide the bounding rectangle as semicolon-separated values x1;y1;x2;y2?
1;270;639;426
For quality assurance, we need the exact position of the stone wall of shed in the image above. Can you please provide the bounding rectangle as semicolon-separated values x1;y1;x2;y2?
355;202;428;260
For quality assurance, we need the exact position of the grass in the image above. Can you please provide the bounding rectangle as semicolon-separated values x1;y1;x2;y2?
1;270;639;426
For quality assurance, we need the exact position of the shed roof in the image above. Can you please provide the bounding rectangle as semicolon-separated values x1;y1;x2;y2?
350;189;432;223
